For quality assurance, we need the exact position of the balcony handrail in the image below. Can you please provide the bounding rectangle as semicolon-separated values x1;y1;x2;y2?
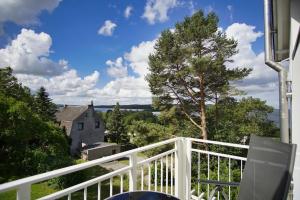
0;137;179;193
192;149;247;161
189;138;249;149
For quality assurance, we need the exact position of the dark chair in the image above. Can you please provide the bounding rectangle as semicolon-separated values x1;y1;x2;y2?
199;135;297;200
105;191;180;200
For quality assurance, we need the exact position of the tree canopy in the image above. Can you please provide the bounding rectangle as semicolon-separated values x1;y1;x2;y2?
147;10;251;140
106;103;129;146
35;86;57;122
0;67;71;183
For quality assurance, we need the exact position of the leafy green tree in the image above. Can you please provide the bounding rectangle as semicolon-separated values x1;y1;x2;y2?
0;67;73;184
106;103;129;145
128;120;174;155
35;86;57;121
0;67;34;106
147;10;251;140
123;110;158;126
207;97;279;144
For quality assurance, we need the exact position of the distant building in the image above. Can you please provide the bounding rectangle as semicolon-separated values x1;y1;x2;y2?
56;102;105;155
81;142;120;161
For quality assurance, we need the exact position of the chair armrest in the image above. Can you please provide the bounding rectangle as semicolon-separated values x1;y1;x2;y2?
198;179;240;187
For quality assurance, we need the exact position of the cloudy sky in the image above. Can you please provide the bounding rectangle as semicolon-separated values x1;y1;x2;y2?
0;0;279;107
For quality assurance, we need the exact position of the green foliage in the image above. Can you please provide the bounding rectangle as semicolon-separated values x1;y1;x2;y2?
0;67;34;106
0;67;72;184
106;103;129;147
207;97;279;144
129;121;172;147
35;86;57;121
123;110;158;126
128;120;177;156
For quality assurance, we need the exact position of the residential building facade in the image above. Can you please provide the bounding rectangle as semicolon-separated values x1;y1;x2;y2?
56;102;105;155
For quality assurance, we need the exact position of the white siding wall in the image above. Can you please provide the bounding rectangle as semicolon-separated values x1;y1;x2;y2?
290;0;300;197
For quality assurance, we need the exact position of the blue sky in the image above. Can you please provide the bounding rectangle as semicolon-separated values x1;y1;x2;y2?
0;0;279;107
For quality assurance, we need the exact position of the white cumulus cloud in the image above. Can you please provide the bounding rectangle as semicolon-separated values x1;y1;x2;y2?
0;0;61;34
0;28;101;105
225;23;279;107
106;57;128;78
92;38;157;104
124;40;156;77
124;6;133;18
142;0;178;24
98;20;117;36
0;28;67;76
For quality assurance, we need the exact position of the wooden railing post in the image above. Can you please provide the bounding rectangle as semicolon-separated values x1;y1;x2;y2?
17;184;31;200
129;152;137;191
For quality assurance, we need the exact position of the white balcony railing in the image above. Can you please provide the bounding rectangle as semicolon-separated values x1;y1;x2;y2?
0;137;249;200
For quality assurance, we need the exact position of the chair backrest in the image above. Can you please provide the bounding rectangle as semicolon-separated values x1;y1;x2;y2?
238;135;297;200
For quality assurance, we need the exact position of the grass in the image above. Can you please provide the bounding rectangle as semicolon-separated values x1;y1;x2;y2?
0;182;57;200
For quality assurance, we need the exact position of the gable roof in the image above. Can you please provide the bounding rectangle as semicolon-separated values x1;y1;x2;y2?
56;105;89;121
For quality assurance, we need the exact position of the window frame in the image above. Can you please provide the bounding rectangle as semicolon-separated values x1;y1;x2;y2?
77;122;84;131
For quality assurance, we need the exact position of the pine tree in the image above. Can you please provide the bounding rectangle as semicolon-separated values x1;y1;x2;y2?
35;86;57;121
147;10;251;140
106;102;129;145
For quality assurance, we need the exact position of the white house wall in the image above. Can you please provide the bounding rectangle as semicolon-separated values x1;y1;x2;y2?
290;0;300;198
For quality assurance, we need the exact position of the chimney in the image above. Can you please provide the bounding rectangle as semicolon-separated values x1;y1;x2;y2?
88;100;94;108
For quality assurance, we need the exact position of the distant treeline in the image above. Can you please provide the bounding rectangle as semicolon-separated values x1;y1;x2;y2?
57;104;158;111
95;104;156;111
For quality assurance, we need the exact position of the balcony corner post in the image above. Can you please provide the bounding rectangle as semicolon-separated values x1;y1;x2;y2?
186;138;192;200
175;137;191;200
17;184;31;200
129;152;138;191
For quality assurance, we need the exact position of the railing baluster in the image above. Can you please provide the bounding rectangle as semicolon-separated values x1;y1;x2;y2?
207;154;210;199
171;153;173;195
229;158;231;200
68;193;71;200
98;182;101;200
120;175;123;193
166;155;169;194
197;152;200;196
160;158;163;192
17;184;31;200
84;187;87;200
155;160;158;191
240;159;243;179
141;167;144;191
218;156;220;200
148;163;151;190
110;177;113;196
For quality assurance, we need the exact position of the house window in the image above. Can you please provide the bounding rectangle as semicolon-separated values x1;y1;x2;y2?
78;122;84;130
95;121;100;128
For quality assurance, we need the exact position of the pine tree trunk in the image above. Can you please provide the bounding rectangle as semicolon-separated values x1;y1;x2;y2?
199;73;208;140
